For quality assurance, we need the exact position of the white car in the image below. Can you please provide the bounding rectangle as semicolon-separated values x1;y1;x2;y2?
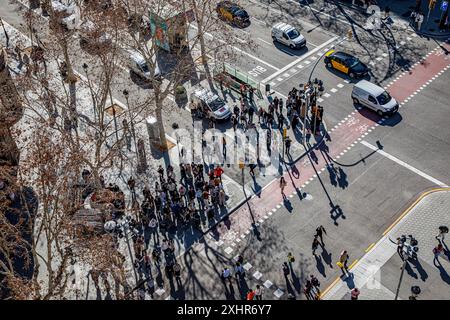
122;49;161;81
271;22;306;49
190;88;232;120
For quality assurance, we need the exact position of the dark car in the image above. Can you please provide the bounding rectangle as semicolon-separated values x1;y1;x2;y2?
324;50;369;78
216;1;250;27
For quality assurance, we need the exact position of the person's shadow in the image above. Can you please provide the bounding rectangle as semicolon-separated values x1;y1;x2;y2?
433;258;450;285
321;247;333;269
315;254;326;277
283;198;293;213
337;167;348;189
327;164;338;187
410;259;428;281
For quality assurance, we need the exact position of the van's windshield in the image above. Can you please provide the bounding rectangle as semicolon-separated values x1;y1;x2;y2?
377;91;392;105
287;29;300;39
139;62;149;73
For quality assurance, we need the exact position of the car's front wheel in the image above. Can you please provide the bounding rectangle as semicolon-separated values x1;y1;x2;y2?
352;98;359;105
349;72;355;78
327;62;332;68
377;109;384;116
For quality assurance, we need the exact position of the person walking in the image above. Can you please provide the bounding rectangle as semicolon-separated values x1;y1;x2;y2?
312;236;320;256
351;287;360;300
247;289;255;300
338;250;350;276
214;165;224;184
416;11;424;31
436;225;449;242
222;267;232;284
280;177;287;198
248;106;254;123
315;225;327;247
234;262;245;279
433;243;444;263
310;275;321;296
304;279;314;300
285;136;292;155
222;136;227;159
254;284;264;300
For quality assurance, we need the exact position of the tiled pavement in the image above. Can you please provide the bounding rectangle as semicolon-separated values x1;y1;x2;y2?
323;188;450;300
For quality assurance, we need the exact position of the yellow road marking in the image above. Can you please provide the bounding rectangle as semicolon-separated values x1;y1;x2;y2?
318;276;340;299
348;259;359;270
365;243;375;253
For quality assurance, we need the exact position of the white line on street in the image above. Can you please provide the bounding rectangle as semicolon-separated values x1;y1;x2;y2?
190;24;280;71
360;141;448;188
262;36;339;83
257;37;272;46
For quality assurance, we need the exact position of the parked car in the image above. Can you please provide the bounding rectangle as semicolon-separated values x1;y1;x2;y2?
190;88;232;120
216;1;250;27
324;50;369;78
121;49;161;81
351;80;399;116
271;22;306;49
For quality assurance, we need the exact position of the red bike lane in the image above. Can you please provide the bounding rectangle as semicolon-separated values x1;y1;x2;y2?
208;44;450;251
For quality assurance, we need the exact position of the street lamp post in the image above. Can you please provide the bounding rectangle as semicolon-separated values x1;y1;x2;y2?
122;89;139;154
119;218;139;288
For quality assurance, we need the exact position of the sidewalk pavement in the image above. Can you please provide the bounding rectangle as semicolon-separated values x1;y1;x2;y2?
323;188;450;300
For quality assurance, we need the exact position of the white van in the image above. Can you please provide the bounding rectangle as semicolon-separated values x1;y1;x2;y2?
121;49;161;81
271;22;306;49
351;80;399;116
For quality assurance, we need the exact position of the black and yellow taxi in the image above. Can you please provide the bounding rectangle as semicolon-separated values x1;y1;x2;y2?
216;1;250;28
324;50;369;78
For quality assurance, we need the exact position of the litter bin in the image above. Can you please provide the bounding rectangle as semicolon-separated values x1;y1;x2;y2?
146;116;160;144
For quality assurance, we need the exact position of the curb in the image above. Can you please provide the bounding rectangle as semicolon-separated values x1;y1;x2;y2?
200;119;329;236
319;186;450;300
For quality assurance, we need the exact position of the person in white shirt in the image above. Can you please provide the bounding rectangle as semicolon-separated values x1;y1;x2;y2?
416;12;424;31
254;284;264;300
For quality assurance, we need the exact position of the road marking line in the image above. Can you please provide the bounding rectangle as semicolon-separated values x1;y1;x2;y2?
262;36;339;83
361;141;448;188
365;243;376;253
348;259;359;270
191;24;280;71
256;37;271;46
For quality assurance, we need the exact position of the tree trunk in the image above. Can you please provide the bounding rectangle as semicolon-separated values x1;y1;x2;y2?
191;0;213;85
155;96;168;150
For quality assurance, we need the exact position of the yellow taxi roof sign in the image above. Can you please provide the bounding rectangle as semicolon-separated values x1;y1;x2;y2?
325;49;335;57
